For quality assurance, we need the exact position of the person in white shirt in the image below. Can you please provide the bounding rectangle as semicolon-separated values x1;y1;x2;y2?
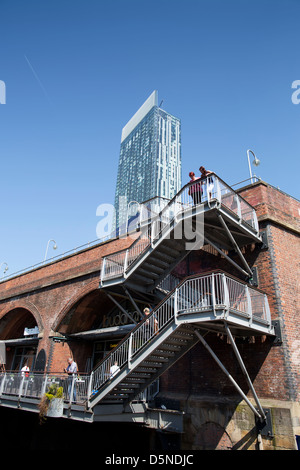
64;357;78;402
110;361;120;378
21;363;30;377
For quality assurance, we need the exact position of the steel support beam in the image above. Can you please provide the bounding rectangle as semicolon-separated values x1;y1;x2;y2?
106;293;138;324
217;214;253;277
223;322;266;421
194;329;265;421
123;287;144;320
204;235;250;278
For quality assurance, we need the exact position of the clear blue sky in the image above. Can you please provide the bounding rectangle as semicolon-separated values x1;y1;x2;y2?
0;0;299;276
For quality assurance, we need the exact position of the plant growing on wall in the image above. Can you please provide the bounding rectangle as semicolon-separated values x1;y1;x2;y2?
38;382;64;424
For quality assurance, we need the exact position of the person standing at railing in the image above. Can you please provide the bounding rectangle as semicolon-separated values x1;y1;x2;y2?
143;307;159;339
199;166;214;200
64;357;77;402
109;361;120;379
188;171;202;204
21;362;30;377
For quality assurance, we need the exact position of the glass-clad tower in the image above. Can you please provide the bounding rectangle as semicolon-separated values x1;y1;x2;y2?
114;90;181;230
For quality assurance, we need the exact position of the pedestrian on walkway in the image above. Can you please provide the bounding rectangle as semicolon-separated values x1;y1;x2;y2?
64;357;77;402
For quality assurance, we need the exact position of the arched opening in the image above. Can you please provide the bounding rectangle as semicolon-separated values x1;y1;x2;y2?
0;308;40;372
55;288;146;372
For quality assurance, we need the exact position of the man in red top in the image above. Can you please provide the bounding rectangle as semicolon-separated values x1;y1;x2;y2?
188;171;202;204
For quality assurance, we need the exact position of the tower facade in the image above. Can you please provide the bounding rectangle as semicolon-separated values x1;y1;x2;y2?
114;91;181;230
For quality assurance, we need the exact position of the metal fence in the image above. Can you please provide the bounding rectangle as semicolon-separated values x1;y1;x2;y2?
0;372;91;405
0;370;158;406
91;271;271;397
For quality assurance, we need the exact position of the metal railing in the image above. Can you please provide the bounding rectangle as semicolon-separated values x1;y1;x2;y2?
101;174;259;281
91;271;271;397
0;372;91;405
0;370;159;406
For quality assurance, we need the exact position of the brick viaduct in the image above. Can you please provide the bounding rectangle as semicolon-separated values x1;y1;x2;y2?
0;181;299;450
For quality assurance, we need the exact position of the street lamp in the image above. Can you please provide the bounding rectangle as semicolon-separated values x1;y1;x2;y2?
0;262;8;278
44;239;57;262
247;149;260;184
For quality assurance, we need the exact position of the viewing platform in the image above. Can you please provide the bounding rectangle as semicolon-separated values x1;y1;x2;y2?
100;173;262;293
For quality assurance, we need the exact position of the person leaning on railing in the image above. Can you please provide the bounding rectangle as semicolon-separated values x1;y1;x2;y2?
143;307;159;339
188;171;202;204
199;166;214;199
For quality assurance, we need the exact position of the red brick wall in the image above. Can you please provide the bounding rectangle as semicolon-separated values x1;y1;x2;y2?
0;233;137;372
159;182;300;403
240;182;300;402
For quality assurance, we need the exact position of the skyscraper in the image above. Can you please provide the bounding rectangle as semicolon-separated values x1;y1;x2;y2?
114;90;181;230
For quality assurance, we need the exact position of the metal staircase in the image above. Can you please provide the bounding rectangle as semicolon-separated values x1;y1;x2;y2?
89;175;274;422
88;271;274;422
100;173;262;295
0;176;275;428
98;326;198;406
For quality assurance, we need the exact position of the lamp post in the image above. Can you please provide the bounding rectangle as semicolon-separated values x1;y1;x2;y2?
44;239;57;262
0;262;8;279
247;149;260;184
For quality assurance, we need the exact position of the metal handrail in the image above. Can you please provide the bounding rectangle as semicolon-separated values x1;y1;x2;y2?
0;371;91;405
0;273;271;406
0;370;159;406
91;271;271;398
101;174;259;281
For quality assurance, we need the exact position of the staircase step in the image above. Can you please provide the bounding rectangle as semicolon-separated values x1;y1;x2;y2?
114;383;140;390
159;343;183;352
153;349;176;358
145;258;169;269
146;355;169;363
150;251;177;263
137;268;160;279
135;367;160;373
142;262;165;275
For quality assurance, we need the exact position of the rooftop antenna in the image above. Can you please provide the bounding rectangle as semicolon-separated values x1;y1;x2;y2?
159;100;164;108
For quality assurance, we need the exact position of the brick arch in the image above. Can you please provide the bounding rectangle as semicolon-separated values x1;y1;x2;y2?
0;299;43;335
52;278;101;333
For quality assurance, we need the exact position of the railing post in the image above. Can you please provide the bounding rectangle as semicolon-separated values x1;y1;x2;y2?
174;288;178;324
222;273;230;315
214;176;221;202
253;208;259;233
41;374;48;397
236;194;242;221
87;371;94;399
18;374;25;398
69;375;76;404
124;249;129;273
211;273;216;316
100;257;106;282
128;333;133;369
264;294;271;324
246;285;252;325
0;372;6;397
